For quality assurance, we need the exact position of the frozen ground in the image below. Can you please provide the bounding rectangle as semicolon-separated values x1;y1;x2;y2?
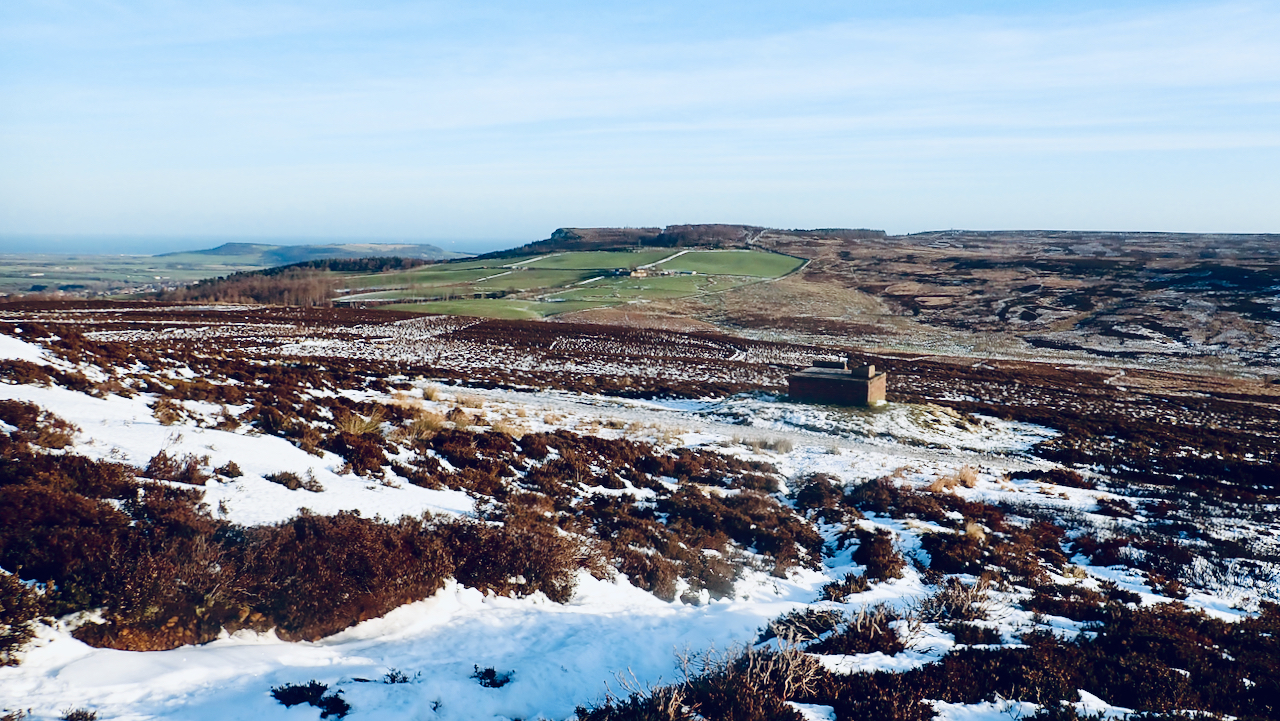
0;327;1271;721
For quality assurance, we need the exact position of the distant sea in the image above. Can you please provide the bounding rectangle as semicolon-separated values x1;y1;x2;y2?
0;235;516;256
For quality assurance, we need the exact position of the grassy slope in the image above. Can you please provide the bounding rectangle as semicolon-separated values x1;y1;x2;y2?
519;250;675;270
657;250;805;277
339;249;799;320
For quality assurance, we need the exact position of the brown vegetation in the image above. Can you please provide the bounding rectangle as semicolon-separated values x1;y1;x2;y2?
0;427;598;653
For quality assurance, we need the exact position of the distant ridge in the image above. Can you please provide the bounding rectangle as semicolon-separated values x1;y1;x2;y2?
480;224;887;258
157;241;469;265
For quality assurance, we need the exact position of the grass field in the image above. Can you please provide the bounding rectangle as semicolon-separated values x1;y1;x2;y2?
518;250;674;270
341;267;506;290
657;250;804;277
547;274;752;302
333;248;802;320
472;269;599;291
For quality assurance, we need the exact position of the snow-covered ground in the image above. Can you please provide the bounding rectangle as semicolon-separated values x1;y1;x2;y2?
0;330;1265;720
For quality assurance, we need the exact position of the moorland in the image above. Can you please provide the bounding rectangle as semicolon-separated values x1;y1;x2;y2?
1;224;1278;721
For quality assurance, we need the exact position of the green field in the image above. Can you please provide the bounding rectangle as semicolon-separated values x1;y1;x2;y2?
342;248;801;319
547;274;751;302
342;267;505;290
518;250;674;270
472;269;598;291
657;250;804;277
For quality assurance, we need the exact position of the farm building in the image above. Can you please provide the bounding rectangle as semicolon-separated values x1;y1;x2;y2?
788;357;887;406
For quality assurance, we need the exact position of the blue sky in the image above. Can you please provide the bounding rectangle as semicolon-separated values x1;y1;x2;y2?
1;1;1278;252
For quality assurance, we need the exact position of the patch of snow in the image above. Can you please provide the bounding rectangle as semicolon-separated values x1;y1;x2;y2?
0;331;51;365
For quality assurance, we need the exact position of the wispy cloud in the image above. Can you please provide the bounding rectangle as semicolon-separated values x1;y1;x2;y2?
1;1;1278;237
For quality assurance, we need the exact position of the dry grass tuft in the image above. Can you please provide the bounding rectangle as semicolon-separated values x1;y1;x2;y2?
927;465;980;493
390;410;448;443
491;419;525;440
151;398;185;426
734;436;795;454
335;406;385;435
446;407;474;428
390;392;424;412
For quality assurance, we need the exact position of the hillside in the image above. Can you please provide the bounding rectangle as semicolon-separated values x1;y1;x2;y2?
552;227;1280;374
0;301;1277;720
155;241;466;265
333;248;808;320
483;225;887;257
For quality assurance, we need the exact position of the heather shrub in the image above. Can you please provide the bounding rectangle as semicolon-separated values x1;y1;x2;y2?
0;437;135;498
921;528;986;574
1023;584;1112;623
0;401;78;448
1013;468;1096;490
240;512;453;640
383;668;412;684
271;681;351;719
143;450;210;485
471;665;512;688
0;359;55;386
761;608;844;643
2;435;612;655
852;528;905;581
443;520;589;603
791;473;846;523
0;572;39;665
578;645;822;721
916;578;991;622
806;605;904;656
323;432;387;477
272;680;329;707
943;622;1002;645
819;572;870;602
679;645;818;721
846;476;949;523
263;471;323;492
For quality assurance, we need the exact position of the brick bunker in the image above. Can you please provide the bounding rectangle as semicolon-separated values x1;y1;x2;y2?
788;356;887;406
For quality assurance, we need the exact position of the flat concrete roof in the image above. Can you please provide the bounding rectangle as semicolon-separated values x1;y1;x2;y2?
791;368;886;381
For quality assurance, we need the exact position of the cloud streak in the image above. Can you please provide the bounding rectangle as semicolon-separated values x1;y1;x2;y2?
1;1;1278;239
